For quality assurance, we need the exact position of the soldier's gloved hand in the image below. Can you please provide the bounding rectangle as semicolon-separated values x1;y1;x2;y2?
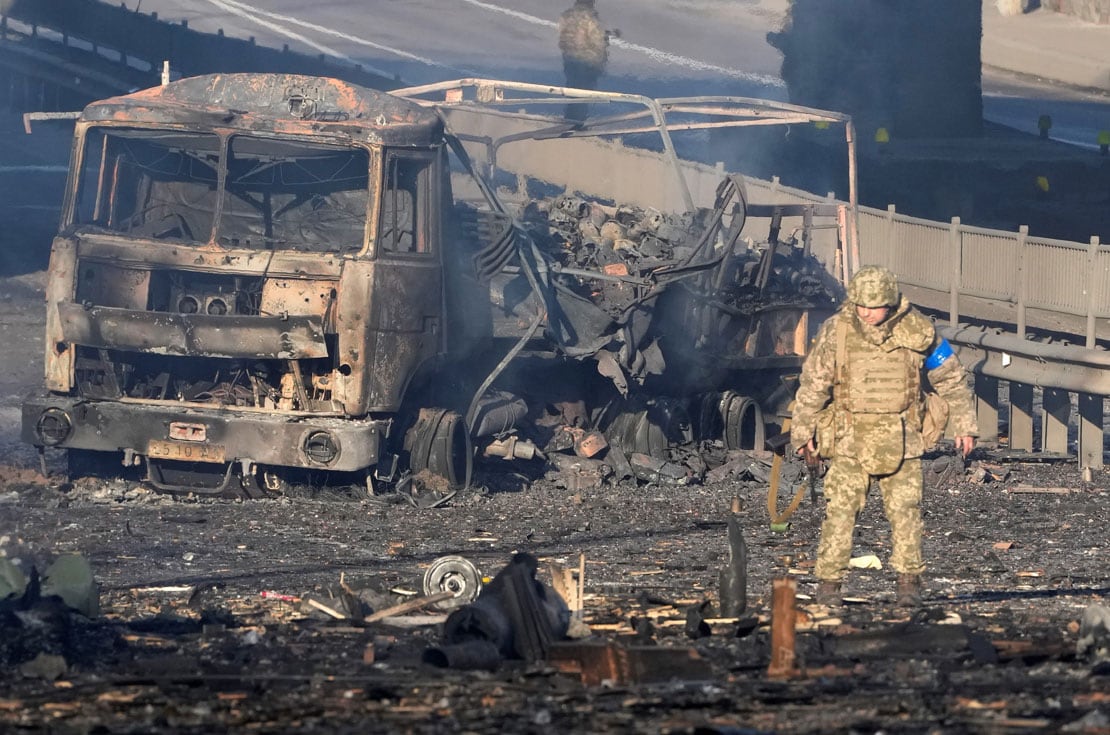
954;435;975;457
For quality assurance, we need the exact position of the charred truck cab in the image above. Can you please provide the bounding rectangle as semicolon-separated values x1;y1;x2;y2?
22;74;469;493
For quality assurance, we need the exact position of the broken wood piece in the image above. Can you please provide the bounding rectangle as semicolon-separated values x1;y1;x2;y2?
305;598;347;620
377;614;448;628
1006;485;1074;494
578;554;586;595
767;576;798;678
216;692;248;702
548;640;705;686
834;622;998;663
955;697;1007;710
131;585;195;594
364;591;455;623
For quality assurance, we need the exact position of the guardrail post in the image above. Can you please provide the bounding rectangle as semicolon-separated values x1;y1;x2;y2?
1016;225;1028;338
1008;382;1034;452
1086;236;1100;349
1040;388;1070;454
949;217;961;327
974;374;999;443
1078;394;1103;471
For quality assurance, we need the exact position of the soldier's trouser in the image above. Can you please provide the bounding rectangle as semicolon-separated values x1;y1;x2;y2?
814;456;924;581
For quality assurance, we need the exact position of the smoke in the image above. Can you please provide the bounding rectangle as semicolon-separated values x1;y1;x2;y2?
769;0;982;140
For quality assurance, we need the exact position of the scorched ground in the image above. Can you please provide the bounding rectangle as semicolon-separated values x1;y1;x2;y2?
0;274;1107;734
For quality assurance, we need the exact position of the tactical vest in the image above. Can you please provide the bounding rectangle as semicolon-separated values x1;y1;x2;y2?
835;316;921;415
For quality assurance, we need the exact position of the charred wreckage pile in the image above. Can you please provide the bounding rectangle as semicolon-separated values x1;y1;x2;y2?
16;74;844;500
458;179;843;495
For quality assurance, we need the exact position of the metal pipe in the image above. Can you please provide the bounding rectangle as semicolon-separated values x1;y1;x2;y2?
845;119;860;277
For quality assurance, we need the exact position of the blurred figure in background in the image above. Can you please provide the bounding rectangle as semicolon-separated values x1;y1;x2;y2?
558;0;611;121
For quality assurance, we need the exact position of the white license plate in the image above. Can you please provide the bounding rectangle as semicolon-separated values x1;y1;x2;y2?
148;439;226;464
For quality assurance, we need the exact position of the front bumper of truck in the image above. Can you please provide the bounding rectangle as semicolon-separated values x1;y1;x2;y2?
22;396;387;474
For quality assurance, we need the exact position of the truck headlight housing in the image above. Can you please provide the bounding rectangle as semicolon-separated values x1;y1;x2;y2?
36;408;73;446
303;431;340;466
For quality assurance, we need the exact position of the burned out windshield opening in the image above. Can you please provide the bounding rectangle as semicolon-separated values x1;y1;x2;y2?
219;137;370;252
73;128;219;244
71;128;371;253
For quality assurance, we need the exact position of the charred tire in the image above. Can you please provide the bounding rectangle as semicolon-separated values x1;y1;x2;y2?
605;399;692;457
403;408;471;488
719;392;765;451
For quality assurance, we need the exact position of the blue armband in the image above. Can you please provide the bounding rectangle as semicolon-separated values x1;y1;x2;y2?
925;338;954;371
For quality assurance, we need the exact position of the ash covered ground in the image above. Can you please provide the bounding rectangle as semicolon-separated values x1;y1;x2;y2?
1;275;1108;734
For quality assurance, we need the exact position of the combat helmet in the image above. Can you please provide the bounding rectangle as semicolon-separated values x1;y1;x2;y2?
847;265;899;307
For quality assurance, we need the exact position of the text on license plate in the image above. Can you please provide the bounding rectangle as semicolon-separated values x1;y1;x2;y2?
148;439;226;464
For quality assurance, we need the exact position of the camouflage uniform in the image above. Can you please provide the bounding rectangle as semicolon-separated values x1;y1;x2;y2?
558;0;609;120
791;266;977;584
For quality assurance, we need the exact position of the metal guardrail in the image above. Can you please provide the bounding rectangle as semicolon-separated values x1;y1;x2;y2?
858;206;1108;347
743;177;1110;470
0;2;399;98
744;177;1110;347
939;325;1107;469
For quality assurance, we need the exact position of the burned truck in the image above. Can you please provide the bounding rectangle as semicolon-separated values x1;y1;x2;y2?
21;74;855;495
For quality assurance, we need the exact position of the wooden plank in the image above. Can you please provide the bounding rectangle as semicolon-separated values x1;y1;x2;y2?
364;591;454;623
1007;485;1073;495
767;577;797;679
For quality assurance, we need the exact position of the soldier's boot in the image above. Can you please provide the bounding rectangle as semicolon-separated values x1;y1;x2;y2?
815;580;842;606
896;573;922;608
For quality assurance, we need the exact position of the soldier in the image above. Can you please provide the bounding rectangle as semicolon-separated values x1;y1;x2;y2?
558;0;610;121
790;266;977;607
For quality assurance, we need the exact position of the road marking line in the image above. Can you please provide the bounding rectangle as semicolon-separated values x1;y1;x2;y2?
201;0;464;76
0;166;69;173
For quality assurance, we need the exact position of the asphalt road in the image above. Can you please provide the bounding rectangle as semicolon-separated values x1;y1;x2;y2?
133;0;789;98
121;0;1110;149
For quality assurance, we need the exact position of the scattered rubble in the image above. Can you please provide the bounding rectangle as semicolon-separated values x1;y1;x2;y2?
1;276;1107;733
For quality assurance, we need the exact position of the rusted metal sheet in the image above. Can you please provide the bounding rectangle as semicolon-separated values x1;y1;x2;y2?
82;74;441;148
259;279;339;321
57;303;327;359
43;237;78;393
76;238;346;280
335;257;443;415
